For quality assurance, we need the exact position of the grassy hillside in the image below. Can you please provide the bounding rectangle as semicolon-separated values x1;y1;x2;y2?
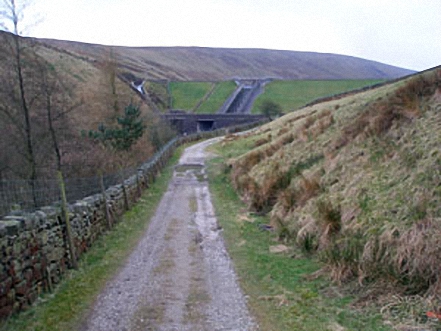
208;147;388;330
145;80;236;113
216;67;441;329
196;81;237;113
252;79;384;113
169;81;213;110
0;31;173;181
40;38;415;81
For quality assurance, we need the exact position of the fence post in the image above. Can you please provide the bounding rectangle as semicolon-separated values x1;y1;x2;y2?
119;168;129;211
57;171;78;270
100;171;112;230
136;171;142;198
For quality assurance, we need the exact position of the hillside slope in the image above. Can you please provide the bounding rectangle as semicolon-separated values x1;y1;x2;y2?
0;31;172;181
40;38;415;81
221;67;441;326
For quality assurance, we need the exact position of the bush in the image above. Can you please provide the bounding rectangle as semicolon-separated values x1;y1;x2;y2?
260;100;283;120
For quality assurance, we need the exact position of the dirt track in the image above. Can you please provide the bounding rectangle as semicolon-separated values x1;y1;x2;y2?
83;138;257;331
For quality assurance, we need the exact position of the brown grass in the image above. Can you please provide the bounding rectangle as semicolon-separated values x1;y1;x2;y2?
278;173;321;211
330;69;441;153
395;219;441;294
254;136;271;147
317;199;341;238
223;67;441;328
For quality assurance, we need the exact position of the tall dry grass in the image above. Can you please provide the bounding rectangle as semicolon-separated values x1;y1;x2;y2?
330;69;441;153
230;67;441;303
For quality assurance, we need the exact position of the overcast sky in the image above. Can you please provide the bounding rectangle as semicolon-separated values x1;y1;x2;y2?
13;0;441;71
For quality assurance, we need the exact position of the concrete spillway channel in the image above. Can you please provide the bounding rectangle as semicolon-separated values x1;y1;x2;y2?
217;80;268;114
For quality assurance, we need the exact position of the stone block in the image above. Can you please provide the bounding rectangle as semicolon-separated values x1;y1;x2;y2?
9;260;23;277
0;293;14;308
0;304;13;319
27;289;38;305
39;231;49;246
0;221;21;236
32;264;42;281
0;278;12;297
23;217;36;231
23;268;33;283
0;224;7;237
46;247;65;262
0;263;7;281
12;241;23;256
14;280;28;297
0;238;8;251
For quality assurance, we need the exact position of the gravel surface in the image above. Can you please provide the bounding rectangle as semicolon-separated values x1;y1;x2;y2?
83;137;258;331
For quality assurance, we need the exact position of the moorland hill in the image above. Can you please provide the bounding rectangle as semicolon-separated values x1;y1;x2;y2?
40;38;415;81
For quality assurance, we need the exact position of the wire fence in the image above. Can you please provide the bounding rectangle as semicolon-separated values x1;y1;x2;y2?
0;138;178;218
0;118;265;218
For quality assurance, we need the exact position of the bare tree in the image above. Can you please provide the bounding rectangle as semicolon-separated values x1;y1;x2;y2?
0;0;39;204
0;0;83;208
101;47;121;117
37;59;82;173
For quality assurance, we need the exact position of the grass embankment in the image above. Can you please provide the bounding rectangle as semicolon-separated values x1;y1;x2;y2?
252;80;384;114
196;81;237;114
208;139;388;331
219;68;441;329
170;82;212;111
167;81;237;113
0;148;185;331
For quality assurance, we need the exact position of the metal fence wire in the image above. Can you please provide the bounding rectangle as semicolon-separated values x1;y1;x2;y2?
0;120;263;218
0;168;132;217
0;138;179;218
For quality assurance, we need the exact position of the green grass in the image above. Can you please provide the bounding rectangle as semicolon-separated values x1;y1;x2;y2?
170;82;213;111
207;143;389;331
196;81;237;114
252;80;384;114
0;148;184;331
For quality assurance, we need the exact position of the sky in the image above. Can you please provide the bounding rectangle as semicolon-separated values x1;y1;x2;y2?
6;0;441;71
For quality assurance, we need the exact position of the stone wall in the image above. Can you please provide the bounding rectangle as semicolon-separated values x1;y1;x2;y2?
0;120;265;319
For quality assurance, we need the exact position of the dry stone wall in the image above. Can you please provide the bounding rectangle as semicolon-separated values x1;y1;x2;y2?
0;121;265;319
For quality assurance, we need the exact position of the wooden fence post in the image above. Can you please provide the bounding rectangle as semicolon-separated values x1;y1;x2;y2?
57;171;78;270
119;168;129;211
100;171;112;230
136;171;142;198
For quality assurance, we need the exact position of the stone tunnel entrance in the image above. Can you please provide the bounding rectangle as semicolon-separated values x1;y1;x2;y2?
162;113;266;135
197;120;215;132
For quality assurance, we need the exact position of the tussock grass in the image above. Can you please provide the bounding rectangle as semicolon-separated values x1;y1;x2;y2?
207;151;389;331
221;67;441;329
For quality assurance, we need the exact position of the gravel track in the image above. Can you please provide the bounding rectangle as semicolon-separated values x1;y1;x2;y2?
83;138;257;331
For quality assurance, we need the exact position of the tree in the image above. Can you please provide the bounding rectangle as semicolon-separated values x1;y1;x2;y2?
101;47;120;117
37;59;82;172
89;103;146;152
0;0;39;204
1;0;83;211
260;100;283;120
